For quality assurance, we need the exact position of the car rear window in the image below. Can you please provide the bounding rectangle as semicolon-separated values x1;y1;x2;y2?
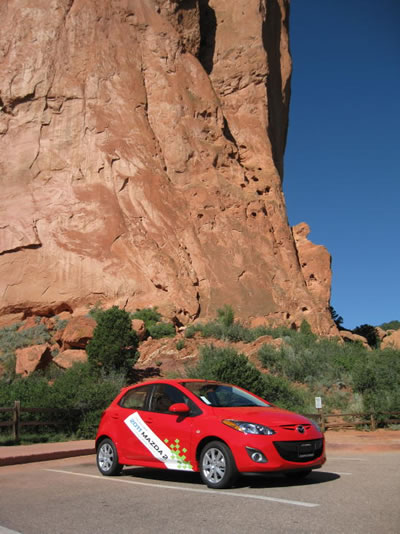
119;384;152;410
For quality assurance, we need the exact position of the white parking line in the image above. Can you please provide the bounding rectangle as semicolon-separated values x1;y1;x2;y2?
326;471;352;476
0;526;22;534
44;469;319;508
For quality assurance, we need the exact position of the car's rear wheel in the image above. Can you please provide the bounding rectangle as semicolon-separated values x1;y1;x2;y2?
97;438;122;476
200;441;237;489
284;469;312;480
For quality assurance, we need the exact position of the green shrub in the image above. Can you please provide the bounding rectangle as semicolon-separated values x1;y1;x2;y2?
88;303;104;322
53;316;68;331
0;323;51;360
352;324;379;348
186;344;306;412
216;305;235;327
86;306;139;375
131;307;162;325
0;362;126;439
183;308;296;344
259;330;367;387
379;320;400;331
131;307;175;339
176;339;185;351
50;363;125;437
148;322;175;339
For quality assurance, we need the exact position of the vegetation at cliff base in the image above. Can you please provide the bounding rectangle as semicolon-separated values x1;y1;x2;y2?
86;306;139;375
186;344;307;412
0;363;125;440
1;304;400;443
131;307;175;339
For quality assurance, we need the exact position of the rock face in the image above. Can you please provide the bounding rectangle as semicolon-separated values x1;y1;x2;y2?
0;0;335;335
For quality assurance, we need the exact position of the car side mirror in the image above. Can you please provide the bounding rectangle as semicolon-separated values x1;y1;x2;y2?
169;403;190;414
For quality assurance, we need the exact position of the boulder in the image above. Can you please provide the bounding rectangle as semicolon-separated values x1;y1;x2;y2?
61;316;96;349
54;349;87;369
339;330;370;349
131;319;147;341
15;344;52;376
381;329;400;350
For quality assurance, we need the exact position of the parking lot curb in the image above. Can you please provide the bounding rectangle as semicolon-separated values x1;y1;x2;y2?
0;442;95;467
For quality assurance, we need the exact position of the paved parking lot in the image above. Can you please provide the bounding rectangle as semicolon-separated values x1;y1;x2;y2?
0;449;399;534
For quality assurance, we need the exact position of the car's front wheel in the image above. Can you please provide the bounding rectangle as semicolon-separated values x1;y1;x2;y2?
97;438;122;476
199;441;237;489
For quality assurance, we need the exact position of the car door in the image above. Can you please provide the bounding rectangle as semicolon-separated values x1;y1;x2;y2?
142;383;201;471
112;383;154;462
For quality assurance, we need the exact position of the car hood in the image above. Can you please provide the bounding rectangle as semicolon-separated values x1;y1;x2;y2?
211;406;313;427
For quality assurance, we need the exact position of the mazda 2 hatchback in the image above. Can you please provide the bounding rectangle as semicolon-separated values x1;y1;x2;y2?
96;379;325;489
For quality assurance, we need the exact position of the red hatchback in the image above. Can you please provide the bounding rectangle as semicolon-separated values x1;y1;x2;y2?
96;379;326;489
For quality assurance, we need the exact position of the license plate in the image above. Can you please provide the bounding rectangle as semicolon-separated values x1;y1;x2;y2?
298;442;314;458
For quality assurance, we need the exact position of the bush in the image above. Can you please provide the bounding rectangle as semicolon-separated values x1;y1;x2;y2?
379;320;400;331
50;363;125;437
131;307;162;325
0;323;51;360
131;307;175;339
147;322;175;339
0;362;126;439
183;308;296;344
216;305;235;327
258;330;367;387
176;339;185;351
186;344;306;412
352;324;379;348
86;306;139;375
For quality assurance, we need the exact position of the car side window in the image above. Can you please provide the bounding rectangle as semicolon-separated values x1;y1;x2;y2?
150;384;201;416
119;385;152;410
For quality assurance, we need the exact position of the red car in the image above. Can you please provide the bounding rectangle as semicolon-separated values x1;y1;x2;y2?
96;379;326;489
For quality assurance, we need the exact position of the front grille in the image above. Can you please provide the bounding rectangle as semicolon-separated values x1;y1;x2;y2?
279;424;312;431
273;439;323;463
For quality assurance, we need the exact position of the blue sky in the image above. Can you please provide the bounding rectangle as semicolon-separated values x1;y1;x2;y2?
283;0;400;330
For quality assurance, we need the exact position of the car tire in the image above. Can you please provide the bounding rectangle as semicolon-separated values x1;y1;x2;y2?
200;441;237;489
97;438;122;476
284;469;312;480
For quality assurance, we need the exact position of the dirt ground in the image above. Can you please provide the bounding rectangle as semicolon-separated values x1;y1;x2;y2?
325;429;400;453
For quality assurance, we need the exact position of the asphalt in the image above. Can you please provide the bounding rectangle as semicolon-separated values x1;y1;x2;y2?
0;429;399;467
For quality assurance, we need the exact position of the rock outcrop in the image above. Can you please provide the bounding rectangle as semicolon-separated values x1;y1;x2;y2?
0;0;336;335
381;329;400;350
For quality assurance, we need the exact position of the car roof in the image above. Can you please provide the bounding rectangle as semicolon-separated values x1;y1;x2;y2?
118;378;220;395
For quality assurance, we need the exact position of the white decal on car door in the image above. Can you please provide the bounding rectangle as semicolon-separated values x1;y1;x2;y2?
124;412;193;471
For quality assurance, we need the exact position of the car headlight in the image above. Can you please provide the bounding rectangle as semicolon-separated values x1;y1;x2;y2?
222;419;276;435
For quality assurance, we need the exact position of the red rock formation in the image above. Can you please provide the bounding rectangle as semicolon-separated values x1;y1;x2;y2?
292;222;332;310
381;329;400;350
15;344;52;376
54;349;87;369
131;319;147;341
61;316;96;349
0;0;335;335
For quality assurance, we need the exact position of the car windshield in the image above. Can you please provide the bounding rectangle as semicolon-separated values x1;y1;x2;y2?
181;382;271;408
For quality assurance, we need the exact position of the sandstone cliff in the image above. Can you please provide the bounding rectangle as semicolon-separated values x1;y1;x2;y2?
0;0;335;334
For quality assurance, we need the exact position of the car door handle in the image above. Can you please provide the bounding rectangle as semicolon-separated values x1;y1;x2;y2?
144;418;153;424
111;414;120;420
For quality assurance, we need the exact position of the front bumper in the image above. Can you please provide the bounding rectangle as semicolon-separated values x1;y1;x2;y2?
230;433;326;473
